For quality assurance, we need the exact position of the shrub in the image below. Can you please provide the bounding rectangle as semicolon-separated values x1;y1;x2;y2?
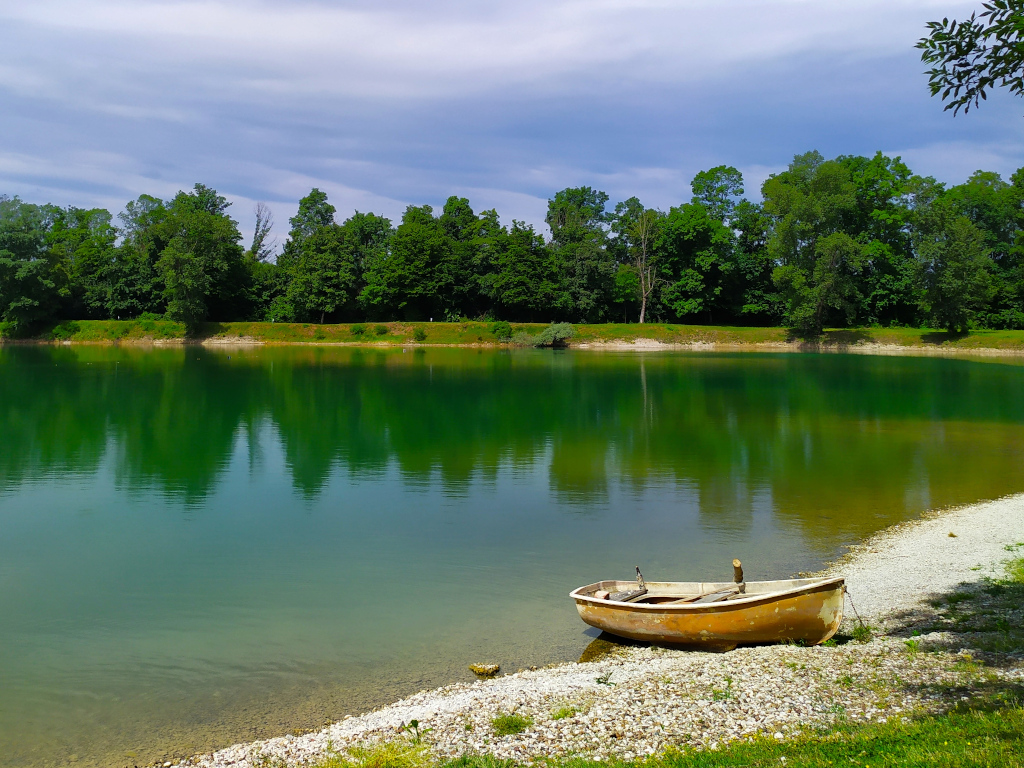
490;321;513;340
413;327;427;342
491;712;532;736
533;322;574;347
137;312;164;321
511;331;535;347
351;324;366;336
512;322;575;348
374;324;389;336
49;320;81;340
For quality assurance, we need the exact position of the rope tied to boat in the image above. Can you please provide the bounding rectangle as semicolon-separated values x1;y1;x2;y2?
844;584;868;631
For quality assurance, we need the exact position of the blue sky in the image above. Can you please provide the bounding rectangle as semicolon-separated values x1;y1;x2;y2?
1;0;1021;246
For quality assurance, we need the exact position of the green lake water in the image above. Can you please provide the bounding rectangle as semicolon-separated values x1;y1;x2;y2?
2;346;1023;767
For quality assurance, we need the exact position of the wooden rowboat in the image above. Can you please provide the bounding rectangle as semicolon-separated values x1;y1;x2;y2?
570;566;844;651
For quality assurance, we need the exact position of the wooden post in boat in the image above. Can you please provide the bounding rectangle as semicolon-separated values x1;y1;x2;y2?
733;559;746;594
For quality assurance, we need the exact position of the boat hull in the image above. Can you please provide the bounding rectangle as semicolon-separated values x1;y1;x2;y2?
570;577;844;650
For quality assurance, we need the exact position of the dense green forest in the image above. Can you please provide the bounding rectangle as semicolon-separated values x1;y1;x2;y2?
2;150;1023;335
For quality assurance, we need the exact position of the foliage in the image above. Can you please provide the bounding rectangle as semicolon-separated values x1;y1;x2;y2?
511;322;574;347
918;1;1024;114
490;712;532;736
490;320;512;339
6;154;1024;334
534;322;574;347
413;327;427;342
351;323;366;336
48;320;81;340
312;741;429;768
374;324;389;336
400;719;433;744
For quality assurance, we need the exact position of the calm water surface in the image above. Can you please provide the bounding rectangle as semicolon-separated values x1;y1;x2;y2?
2;346;1023;767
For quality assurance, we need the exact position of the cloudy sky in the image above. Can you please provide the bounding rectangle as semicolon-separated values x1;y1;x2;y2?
1;0;1020;244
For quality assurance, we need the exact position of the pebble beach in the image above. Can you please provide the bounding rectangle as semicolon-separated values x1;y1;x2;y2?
171;494;1024;768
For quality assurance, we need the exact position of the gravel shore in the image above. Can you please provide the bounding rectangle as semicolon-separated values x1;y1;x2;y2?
173;495;1024;768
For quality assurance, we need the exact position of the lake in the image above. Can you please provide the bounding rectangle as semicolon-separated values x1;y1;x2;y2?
2;345;1023;767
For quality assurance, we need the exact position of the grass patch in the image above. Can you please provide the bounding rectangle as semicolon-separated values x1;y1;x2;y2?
644;705;1024;768
490;712;532;736
551;705;578;720
310;742;430;768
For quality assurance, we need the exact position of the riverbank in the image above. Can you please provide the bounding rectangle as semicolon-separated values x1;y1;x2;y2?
5;319;1024;355
167;495;1024;768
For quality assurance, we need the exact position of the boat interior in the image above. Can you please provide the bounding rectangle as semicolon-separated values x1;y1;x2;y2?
578;578;838;605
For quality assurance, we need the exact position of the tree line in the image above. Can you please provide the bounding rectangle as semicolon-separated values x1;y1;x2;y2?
2;149;1023;335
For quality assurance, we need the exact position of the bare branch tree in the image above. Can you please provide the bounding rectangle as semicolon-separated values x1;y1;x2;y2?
250;202;276;262
631;209;660;324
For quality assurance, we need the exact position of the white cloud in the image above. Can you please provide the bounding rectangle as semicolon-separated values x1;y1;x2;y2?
0;0;982;105
0;0;1012;226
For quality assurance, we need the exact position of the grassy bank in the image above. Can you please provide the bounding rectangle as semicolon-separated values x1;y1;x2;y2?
6;320;1024;351
302;704;1024;768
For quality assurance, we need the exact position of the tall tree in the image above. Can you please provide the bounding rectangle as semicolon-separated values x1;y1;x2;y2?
108;194;168;319
247;202;276;263
286;225;359;323
155;184;246;330
763;152;866;333
46;206;118;319
360;205;452;320
612;197;663;323
488;220;555;320
773;232;865;335
0;196;60;329
545;187;614;322
657;203;735;322
690;165;744;223
279;189;337;273
917;200;996;332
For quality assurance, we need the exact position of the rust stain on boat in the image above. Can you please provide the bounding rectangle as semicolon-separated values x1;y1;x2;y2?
570;577;845;650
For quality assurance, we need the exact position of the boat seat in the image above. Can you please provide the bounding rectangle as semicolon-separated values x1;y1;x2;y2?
668;587;739;604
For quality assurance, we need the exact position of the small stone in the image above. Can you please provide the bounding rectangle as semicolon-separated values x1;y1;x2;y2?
469;663;500;676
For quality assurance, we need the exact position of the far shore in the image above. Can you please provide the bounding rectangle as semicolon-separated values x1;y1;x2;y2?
6;320;1024;358
168;494;1024;768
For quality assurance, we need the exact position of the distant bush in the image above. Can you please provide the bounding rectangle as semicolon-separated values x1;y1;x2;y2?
413;327;427;342
374;324;389;336
0;321;13;339
535;322;574;347
511;331;535;347
137;312;164;321
490;321;513;340
350;323;366;336
513;322;574;348
48;321;81;340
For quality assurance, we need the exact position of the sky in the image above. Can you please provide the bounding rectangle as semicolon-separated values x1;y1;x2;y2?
1;0;1021;247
